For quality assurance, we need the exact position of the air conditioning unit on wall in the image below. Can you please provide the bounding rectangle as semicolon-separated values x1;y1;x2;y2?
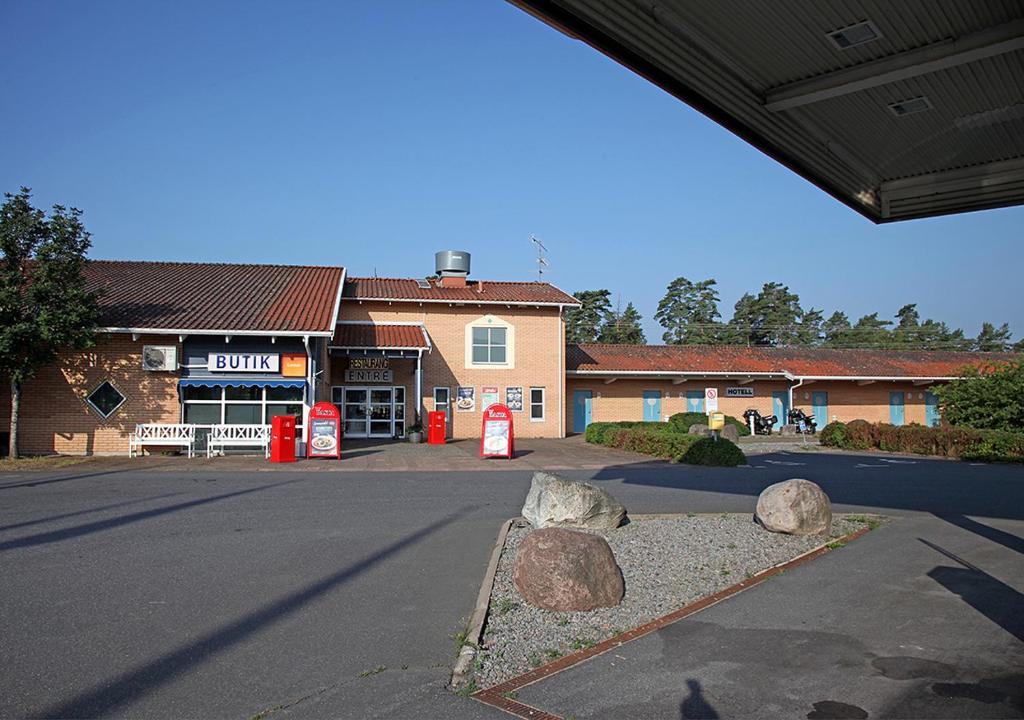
142;345;177;372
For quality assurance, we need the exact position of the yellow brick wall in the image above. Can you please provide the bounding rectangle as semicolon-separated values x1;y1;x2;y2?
335;302;566;438
0;334;182;455
565;377;942;430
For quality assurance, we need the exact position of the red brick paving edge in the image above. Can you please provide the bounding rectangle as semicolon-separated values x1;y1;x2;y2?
471;524;873;720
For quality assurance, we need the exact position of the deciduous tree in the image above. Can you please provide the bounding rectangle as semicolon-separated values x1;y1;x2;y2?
0;188;99;457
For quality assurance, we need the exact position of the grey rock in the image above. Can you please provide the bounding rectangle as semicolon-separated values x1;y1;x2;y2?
755;478;832;535
512;528;624;611
688;424;711;436
778;424;799;436
521;471;626;529
721;425;740;443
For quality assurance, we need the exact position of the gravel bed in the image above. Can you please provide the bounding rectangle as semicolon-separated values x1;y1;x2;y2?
472;513;877;689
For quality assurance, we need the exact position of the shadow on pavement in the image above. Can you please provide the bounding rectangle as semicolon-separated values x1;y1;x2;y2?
34;505;478;719
0;478;306;552
0;491;185;533
680;678;719;719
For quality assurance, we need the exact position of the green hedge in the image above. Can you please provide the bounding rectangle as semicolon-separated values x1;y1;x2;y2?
585;421;746;465
817;420;1024;463
667;412;751;436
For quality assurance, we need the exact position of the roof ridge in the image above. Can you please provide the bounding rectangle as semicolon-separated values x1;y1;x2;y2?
89;259;345;271
347;275;562;286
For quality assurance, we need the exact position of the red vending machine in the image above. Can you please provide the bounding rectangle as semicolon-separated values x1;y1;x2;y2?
307;401;341;459
428;410;447;445
480;403;514;459
270;416;296;463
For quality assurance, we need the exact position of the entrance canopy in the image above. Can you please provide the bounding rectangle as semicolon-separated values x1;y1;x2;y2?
510;1;1024;222
329;322;431;357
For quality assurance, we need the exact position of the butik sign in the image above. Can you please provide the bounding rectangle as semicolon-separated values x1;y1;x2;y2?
307;401;341;459
209;352;280;373
480;403;514;459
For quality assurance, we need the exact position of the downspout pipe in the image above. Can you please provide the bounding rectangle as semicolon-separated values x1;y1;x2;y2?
788;377;806;420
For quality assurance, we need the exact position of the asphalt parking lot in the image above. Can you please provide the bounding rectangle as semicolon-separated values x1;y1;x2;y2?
1;450;1022;719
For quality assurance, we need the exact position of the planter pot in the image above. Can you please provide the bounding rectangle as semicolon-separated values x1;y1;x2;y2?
408;431;424;444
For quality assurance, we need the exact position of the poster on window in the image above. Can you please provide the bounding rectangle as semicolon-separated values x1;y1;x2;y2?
505;387;523;412
481;386;499;411
456;386;475;411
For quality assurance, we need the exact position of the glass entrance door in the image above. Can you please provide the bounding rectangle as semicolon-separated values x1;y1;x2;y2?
339;386;404;438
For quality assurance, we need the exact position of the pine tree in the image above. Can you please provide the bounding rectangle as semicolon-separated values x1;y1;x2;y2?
974;322;1012;352
601;302;646;344
822;311;852;347
566;289;613;343
654;277;723;345
727;282;804;346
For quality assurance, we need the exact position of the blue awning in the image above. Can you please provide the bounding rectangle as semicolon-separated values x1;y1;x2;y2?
179;379;306;389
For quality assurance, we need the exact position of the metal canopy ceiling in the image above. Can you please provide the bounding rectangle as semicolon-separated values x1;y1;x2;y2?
510;0;1024;222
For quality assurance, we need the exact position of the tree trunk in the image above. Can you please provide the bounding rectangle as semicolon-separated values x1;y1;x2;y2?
10;377;20;459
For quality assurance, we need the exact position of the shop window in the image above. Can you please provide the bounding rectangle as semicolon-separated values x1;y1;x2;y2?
184;403;221;425
267;386;304;402
225;385;261;401
530;387;545;422
86;381;126;419
225;404;261;424
465;315;514;368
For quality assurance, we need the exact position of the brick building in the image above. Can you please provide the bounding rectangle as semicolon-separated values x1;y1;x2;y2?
1;254;1017;455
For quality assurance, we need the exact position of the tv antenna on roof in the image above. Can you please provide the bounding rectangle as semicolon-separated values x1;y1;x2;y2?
530;235;548;281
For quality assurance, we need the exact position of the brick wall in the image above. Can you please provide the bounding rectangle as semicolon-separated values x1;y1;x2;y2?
0;334;181;455
565;377;943;430
335;303;566;438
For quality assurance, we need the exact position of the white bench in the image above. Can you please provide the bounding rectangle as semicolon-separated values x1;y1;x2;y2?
129;424;197;458
207;424;272;458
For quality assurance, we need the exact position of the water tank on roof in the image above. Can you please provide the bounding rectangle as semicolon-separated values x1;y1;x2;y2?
435;250;471;277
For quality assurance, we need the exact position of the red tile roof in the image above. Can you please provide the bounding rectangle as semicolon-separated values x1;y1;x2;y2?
85;261;344;335
344;277;579;306
331;323;430;349
567;344;1020;379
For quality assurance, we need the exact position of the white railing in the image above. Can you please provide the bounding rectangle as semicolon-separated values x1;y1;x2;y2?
206;424;272;458
128;424;197;458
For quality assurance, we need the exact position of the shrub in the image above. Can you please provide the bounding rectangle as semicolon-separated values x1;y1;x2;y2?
601;426;702;460
667;412;750;436
818;421;849;448
932;360;1024;432
678;437;746;466
813;419;1024;463
584;421;654;445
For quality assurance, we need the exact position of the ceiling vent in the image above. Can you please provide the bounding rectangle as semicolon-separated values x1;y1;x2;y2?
888;96;933;117
827;20;882;50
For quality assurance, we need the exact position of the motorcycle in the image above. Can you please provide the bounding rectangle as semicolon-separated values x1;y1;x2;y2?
742;408;778;436
787;408;818;435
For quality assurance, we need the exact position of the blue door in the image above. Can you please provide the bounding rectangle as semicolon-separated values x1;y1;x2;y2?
573;390;593;433
643;390;663;422
889;392;905;426
772;391;789;423
686;390;704;413
925;392;940;427
811;391;828;428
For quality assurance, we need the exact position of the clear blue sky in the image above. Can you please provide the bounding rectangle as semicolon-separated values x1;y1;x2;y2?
2;0;1022;343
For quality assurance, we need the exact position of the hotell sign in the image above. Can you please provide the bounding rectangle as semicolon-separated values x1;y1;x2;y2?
345;357;392;383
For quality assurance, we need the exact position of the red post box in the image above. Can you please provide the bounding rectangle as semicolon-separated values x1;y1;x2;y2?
270;415;296;463
428;410;447;445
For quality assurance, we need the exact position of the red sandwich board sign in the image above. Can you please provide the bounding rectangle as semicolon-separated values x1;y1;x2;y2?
480;403;514;459
307;401;341;459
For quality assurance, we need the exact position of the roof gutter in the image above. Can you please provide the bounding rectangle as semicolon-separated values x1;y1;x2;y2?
348;297;580;309
100;327;335;338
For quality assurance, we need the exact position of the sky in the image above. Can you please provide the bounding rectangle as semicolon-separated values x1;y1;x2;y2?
2;0;1022;344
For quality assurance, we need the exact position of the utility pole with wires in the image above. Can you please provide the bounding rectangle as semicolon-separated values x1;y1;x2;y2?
530;235;548;281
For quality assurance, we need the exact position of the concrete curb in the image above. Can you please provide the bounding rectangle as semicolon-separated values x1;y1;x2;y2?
451;516;518;689
470;520;875;719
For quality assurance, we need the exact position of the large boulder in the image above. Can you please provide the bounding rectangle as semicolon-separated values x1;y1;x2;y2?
688;423;711;436
721;424;740;443
512;528;624;611
755;479;832;535
521;471;626;529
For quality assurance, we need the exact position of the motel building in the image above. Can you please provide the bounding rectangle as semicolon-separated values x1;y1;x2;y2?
0;252;1017;456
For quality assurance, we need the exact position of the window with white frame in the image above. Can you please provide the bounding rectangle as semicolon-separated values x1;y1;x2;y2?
471;327;506;364
182;385;305;437
529;387;545;421
86;380;126;419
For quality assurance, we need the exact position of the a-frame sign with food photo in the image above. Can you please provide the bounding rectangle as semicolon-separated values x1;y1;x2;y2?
480;403;514;459
307;401;341;459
